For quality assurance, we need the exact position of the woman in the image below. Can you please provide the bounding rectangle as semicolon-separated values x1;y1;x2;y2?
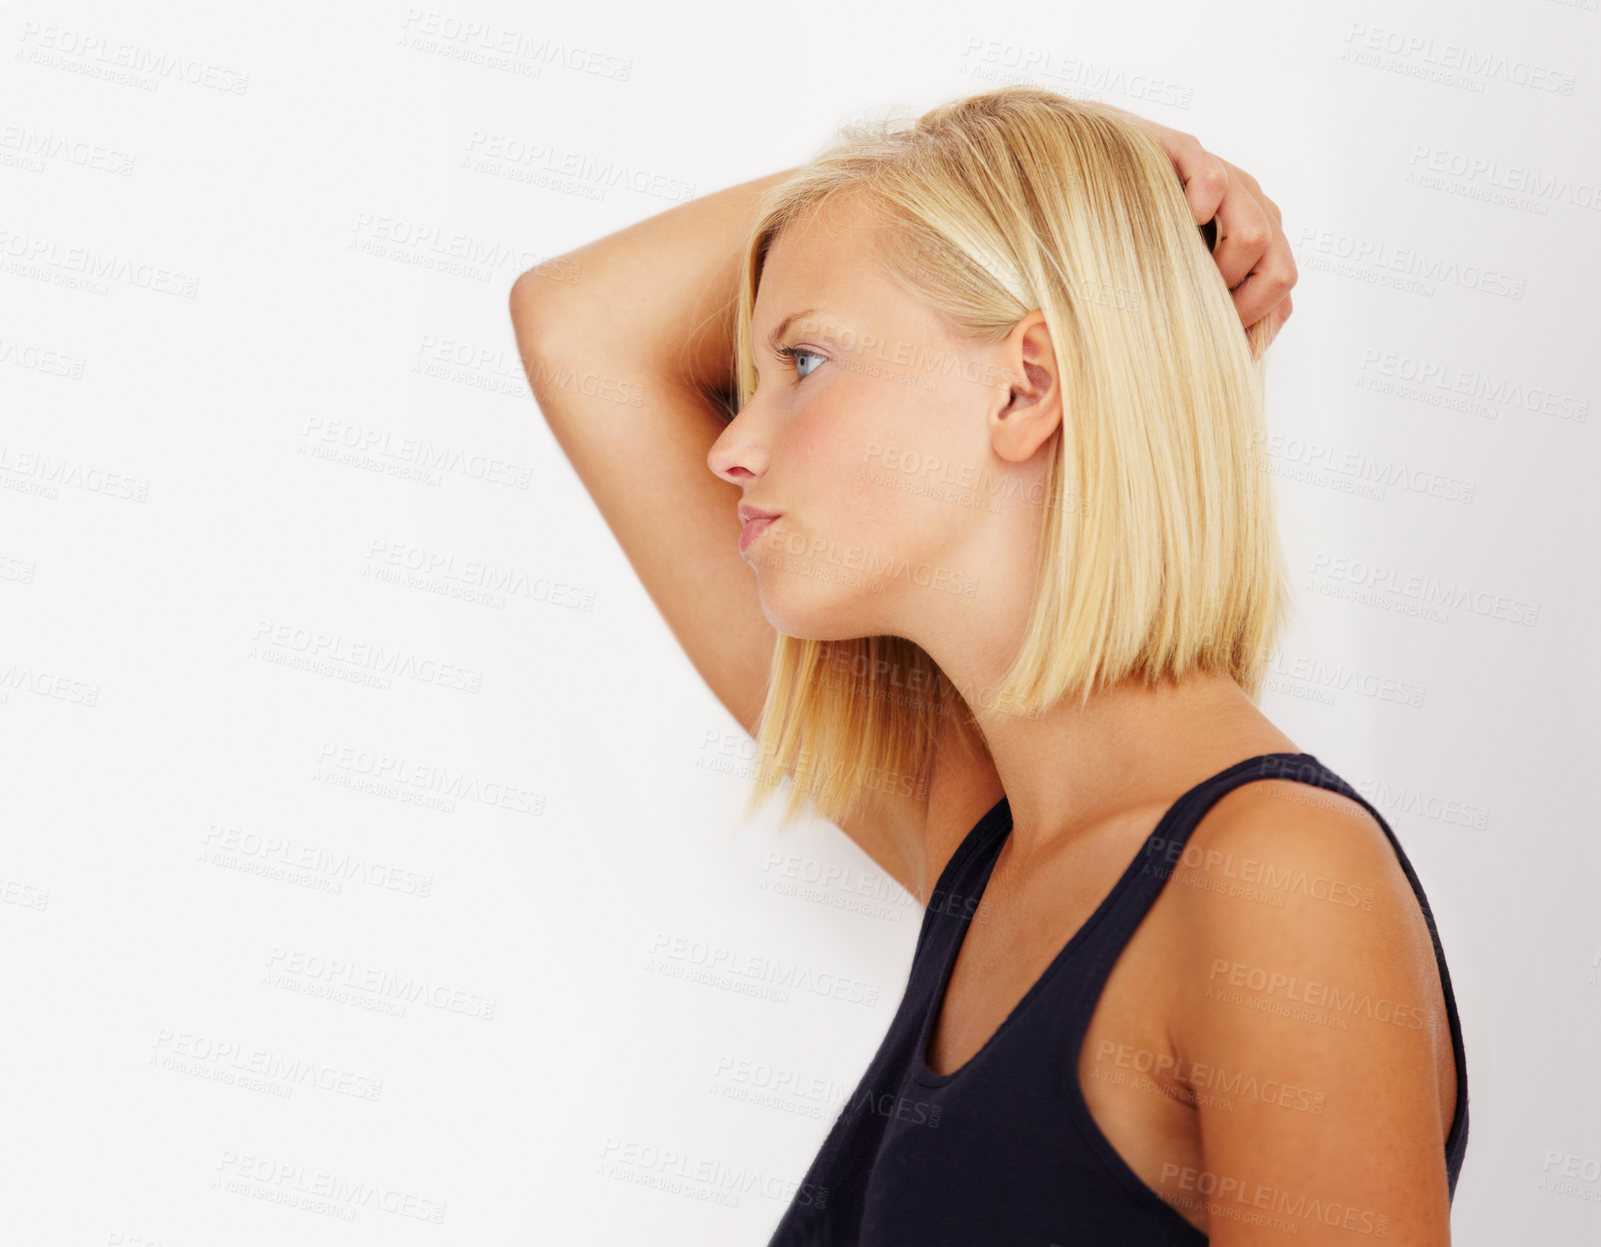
511;86;1467;1245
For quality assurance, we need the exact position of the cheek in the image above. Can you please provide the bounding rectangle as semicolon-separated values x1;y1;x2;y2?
781;401;880;515
783;391;946;550
786;400;867;469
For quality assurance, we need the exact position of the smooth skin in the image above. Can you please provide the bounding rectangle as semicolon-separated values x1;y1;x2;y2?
511;112;1455;1244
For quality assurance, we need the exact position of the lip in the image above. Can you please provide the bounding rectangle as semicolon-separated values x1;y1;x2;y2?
738;505;781;556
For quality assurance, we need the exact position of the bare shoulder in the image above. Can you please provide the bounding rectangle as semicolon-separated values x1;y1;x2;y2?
1153;777;1460;1239
1152;781;1466;1235
1184;778;1423;918
1169;777;1442;982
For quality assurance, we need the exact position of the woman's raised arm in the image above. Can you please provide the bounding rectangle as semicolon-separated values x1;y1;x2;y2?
508;168;936;892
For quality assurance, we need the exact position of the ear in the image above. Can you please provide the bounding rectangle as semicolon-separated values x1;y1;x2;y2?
989;309;1063;464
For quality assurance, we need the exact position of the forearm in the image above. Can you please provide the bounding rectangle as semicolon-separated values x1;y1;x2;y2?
511;166;799;399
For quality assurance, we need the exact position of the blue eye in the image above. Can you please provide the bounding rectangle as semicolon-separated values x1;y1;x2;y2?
777;345;824;381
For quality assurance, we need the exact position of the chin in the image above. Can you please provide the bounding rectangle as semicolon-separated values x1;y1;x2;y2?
753;560;882;642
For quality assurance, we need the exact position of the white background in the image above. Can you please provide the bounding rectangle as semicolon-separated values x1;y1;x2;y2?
2;0;1597;1243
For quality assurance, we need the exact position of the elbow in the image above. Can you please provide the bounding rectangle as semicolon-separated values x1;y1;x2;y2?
509;267;567;368
508;270;565;414
508;268;544;338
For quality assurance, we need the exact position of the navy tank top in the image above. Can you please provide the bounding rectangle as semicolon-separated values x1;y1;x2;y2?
765;752;1470;1245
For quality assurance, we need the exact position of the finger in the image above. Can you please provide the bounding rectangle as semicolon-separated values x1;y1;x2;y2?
1229;220;1298;330
1245;294;1293;351
1223;162;1285;235
1270;297;1291;346
1114;110;1228;226
1211;160;1297;326
1170;136;1229;226
1209;170;1273;294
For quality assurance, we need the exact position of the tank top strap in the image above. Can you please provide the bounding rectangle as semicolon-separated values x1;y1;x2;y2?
1055;751;1462;1018
1031;751;1469;1195
1050;752;1348;1032
913;796;1014;1011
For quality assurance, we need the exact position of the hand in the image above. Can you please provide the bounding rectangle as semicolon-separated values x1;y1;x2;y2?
1108;108;1296;348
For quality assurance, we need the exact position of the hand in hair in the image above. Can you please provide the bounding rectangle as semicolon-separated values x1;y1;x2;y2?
1102;106;1295;347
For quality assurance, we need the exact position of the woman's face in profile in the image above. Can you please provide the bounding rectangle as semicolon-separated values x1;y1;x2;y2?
709;193;1049;645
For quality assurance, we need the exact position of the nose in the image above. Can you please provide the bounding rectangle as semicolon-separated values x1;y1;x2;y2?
707;401;770;486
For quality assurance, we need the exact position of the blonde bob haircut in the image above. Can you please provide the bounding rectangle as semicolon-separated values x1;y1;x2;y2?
731;85;1291;838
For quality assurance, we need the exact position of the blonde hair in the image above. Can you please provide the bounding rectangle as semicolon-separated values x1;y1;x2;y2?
731;85;1291;834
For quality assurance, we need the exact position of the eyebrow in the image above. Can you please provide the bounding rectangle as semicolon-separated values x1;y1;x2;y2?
764;307;820;354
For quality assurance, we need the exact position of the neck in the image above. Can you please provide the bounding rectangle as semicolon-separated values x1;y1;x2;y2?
952;667;1297;863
